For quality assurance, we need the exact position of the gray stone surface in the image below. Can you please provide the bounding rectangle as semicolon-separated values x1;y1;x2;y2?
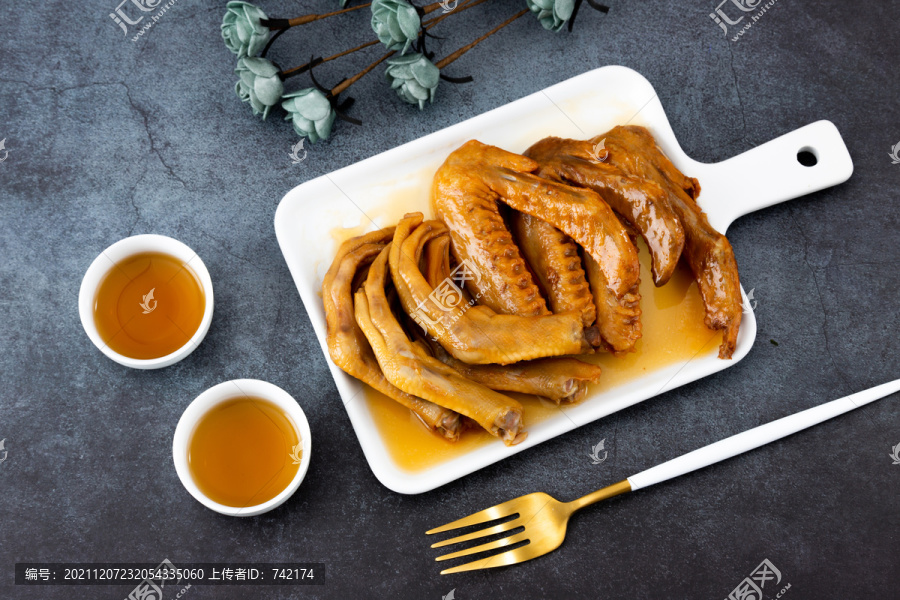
1;0;898;598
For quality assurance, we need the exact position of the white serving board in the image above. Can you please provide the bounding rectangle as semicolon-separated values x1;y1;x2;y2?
274;66;853;494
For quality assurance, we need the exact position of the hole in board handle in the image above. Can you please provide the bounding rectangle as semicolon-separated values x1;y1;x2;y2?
797;147;818;167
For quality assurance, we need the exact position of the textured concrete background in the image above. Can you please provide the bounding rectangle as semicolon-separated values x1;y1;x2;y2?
1;0;898;598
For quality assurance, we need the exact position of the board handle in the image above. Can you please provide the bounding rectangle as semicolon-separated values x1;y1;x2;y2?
696;120;854;233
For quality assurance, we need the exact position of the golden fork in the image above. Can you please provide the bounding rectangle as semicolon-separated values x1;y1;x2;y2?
427;378;900;574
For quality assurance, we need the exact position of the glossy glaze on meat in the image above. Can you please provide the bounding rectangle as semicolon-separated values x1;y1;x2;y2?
599;126;742;358
356;242;527;445
432;141;640;353
322;228;462;440
511;212;597;327
389;213;590;364
525;136;685;286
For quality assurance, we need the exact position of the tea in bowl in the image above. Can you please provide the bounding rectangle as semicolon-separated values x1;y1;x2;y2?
172;379;312;517
78;234;214;369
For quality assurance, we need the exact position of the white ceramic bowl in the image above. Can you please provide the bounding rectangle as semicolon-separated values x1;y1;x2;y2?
172;379;312;517
78;234;214;369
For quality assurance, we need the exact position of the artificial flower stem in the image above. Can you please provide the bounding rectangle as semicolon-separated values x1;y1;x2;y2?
435;8;528;69
260;27;286;58
277;0;483;82
280;40;380;80
261;3;371;30
321;39;380;64
567;0;610;32
331;51;396;96
287;3;369;26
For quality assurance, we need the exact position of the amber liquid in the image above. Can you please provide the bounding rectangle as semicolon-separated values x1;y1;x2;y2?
362;238;723;472
188;397;301;508
93;252;205;360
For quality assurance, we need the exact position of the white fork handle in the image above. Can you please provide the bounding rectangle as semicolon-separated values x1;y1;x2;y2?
627;379;900;491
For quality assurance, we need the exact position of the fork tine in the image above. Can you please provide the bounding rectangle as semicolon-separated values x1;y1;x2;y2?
435;531;528;562
439;544;534;575
430;519;522;549
425;497;523;535
441;546;537;575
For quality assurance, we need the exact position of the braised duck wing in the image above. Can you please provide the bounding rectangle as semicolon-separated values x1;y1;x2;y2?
428;339;601;404
601;126;742;359
510;212;597;327
322;228;462;440
525;135;685;286
356;242;527;446
429;141;548;316
584;252;642;355
389;213;590;365
432;141;640;353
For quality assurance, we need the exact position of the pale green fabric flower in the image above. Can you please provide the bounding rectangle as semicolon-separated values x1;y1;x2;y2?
222;1;270;57
526;0;575;32
371;0;421;53
282;89;336;143
385;53;439;110
234;57;284;120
